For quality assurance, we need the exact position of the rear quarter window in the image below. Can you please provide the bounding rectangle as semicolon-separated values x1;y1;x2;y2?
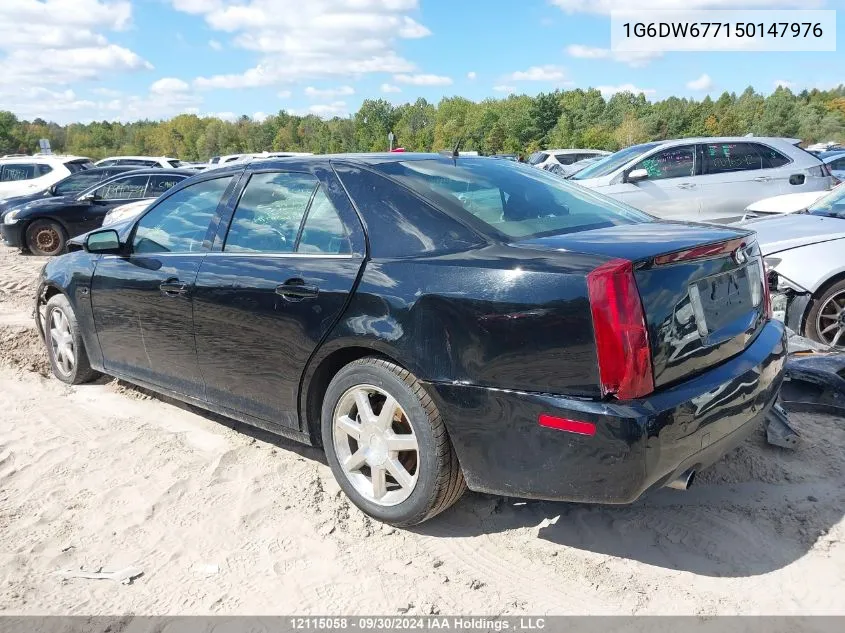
333;163;483;257
754;144;791;169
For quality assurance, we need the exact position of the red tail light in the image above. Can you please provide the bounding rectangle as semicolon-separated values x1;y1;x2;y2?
586;259;654;400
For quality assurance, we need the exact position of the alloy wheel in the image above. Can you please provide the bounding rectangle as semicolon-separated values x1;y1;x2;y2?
816;290;845;349
332;384;419;506
49;308;75;377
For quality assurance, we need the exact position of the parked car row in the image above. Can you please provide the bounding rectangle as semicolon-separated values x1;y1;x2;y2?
35;152;785;526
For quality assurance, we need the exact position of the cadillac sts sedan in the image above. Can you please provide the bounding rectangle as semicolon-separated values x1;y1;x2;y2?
35;154;786;526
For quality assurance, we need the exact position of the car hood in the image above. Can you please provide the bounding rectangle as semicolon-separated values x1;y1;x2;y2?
741;213;845;255
0;191;51;215
17;195;77;215
745;190;829;214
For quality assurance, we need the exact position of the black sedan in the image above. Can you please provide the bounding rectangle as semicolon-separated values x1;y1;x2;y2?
4;168;195;256
0;165;139;225
35;154;786;526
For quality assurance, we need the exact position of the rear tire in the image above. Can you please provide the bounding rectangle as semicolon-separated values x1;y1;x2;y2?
44;294;100;385
26;220;67;257
321;357;466;526
804;279;845;350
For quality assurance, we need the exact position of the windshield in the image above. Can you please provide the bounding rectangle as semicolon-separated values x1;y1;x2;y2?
808;184;845;218
54;171;106;196
374;158;652;240
572;142;662;180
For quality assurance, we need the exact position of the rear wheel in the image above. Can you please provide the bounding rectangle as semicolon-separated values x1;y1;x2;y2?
44;294;100;385
805;279;845;350
321;358;466;526
26;220;67;256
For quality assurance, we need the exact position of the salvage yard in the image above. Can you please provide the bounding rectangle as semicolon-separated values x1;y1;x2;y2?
1;243;844;615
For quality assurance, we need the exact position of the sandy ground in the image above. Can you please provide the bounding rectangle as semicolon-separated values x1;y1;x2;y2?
0;243;844;616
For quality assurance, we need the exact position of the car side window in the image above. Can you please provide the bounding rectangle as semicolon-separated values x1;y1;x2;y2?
95;175;151;201
754;144;790;169
37;164;53;176
0;163;37;181
224;172;317;254
133;176;233;254
54;172;103;196
831;158;845;170
633;146;696;180
701;142;766;174
146;174;185;197
555;153;578;165
297;188;351;254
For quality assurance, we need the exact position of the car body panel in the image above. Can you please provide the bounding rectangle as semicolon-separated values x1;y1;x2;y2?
744;190;830;216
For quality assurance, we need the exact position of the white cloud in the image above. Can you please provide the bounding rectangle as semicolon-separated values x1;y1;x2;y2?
506;65;566;81
252;111;269;122
207;111;238;122
551;0;821;13
208;39;223;51
0;1;154;121
467;71;477;80
278;90;292;98
493;85;517;93
150;77;190;95
180;0;432;90
309;101;347;118
304;85;355;98
775;79;794;90
381;83;402;93
394;73;453;86
597;83;656;97
686;73;714;91
566;44;662;68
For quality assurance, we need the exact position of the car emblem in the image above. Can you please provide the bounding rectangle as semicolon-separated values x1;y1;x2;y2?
733;247;748;265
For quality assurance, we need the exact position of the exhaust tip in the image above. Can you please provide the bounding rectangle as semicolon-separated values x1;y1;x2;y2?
666;469;696;491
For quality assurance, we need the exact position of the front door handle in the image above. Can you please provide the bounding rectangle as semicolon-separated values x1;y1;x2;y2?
754;176;770;182
276;278;319;301
159;279;188;296
677;182;696;190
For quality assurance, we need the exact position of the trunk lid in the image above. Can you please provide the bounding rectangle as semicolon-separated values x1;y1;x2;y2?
517;222;768;389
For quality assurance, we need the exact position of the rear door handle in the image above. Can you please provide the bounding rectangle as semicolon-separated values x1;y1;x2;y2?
276;278;319;301
753;176;770;182
677;182;696;190
159;279;188;296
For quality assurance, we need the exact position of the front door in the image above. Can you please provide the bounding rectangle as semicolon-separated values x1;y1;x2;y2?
603;144;701;221
76;173;153;235
192;167;366;429
90;175;237;397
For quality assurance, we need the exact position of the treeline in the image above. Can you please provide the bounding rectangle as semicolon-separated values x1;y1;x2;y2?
2;85;845;161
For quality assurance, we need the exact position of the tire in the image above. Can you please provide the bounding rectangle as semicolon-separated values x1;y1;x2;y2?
44;294;100;385
804;279;845;350
26;219;67;256
321;357;466;526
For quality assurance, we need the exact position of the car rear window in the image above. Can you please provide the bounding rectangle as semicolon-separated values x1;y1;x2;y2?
65;159;93;173
374;158;652;240
528;152;548;166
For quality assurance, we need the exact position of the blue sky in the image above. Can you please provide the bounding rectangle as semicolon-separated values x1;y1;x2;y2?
0;0;843;123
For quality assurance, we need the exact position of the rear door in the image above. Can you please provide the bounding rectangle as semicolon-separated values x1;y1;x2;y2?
604;144;702;220
91;175;237;397
694;141;785;222
192;166;366;429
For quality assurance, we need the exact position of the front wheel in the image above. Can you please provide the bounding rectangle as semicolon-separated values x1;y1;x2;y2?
321;358;466;526
44;294;100;385
805;279;845;350
26;220;67;256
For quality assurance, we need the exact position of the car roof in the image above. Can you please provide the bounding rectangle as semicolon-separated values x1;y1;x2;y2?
96;155;177;161
102;167;197;177
0;155;90;164
545;148;610;153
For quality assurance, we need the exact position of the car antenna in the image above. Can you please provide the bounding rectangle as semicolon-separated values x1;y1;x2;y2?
438;137;462;161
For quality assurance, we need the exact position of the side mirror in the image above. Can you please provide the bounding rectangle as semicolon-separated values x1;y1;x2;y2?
79;193;98;203
84;229;121;254
626;168;649;183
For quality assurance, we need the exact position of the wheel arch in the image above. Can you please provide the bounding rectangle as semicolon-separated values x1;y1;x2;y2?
299;343;415;446
801;271;845;334
20;215;71;252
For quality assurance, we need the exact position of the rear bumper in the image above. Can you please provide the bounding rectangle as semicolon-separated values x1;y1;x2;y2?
425;319;786;503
